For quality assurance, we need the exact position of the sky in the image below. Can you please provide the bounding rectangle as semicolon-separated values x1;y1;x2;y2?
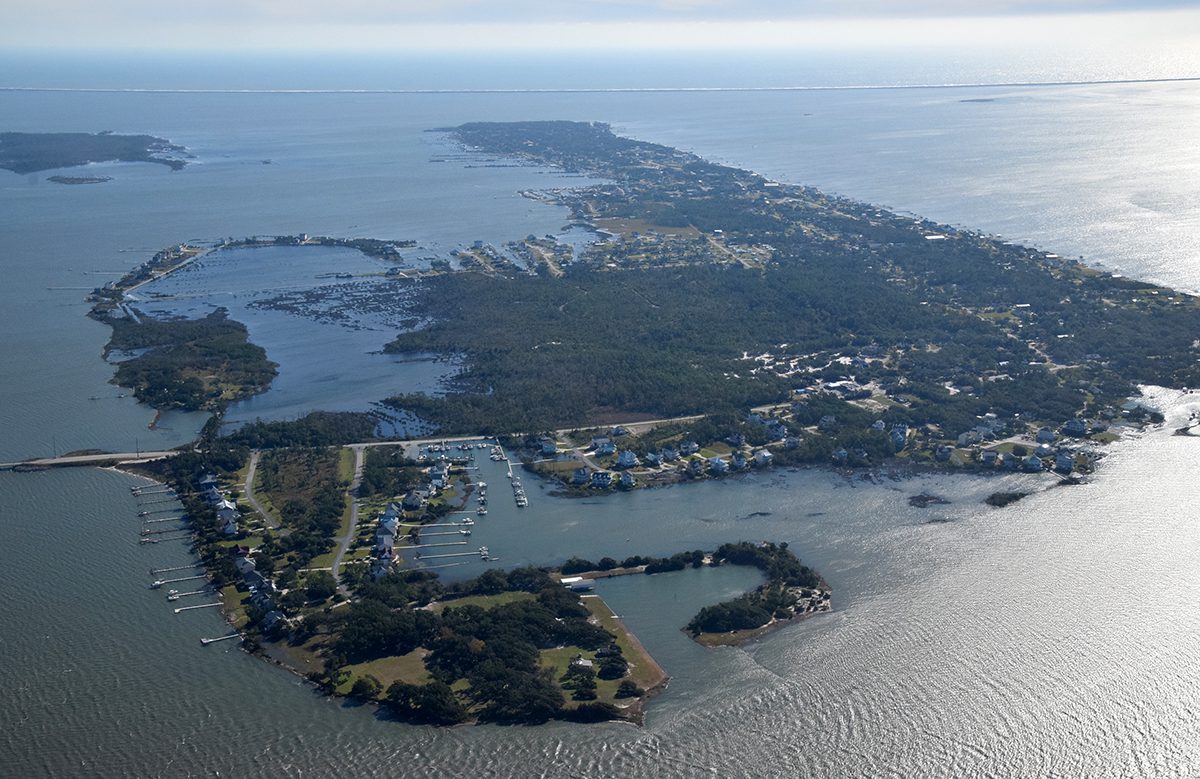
3;0;1200;54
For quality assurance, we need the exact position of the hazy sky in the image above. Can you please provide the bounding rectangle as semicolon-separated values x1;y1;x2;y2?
3;0;1199;54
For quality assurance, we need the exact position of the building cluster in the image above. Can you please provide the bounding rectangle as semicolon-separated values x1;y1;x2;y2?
198;473;241;536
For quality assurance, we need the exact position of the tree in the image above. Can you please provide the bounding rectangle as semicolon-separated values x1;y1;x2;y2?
616;680;643;699
350;675;382;700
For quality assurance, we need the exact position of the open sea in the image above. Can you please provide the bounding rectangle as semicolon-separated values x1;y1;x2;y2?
1;54;1199;777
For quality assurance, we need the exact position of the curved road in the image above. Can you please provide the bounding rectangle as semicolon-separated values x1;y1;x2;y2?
330;445;366;596
241;451;277;529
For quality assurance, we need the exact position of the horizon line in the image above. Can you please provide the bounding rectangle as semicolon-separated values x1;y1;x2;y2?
2;75;1199;96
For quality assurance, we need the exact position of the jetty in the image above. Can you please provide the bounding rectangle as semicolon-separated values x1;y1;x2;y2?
200;633;241;646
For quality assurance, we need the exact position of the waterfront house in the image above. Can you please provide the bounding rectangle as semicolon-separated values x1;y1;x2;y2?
708;456;730;474
197;473;219;490
202;485;224;505
981;450;999;466
1022;454;1045;473
590;471;614;489
1055;452;1075;474
540;440;558;457
935;446;952;462
730;452;748;470
687;458;705;477
754;449;774;467
616;450;640;469
833;448;850;464
784;436;802;450
375;525;396;552
572;467;590;486
402;491;425;511
1062;418;1090;437
619;472;636;489
891;428;908;451
261;610;286;633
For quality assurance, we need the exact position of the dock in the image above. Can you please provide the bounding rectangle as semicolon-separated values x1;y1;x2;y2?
150;564;201;575
151;573;207;588
200;633;241;646
174;602;222;614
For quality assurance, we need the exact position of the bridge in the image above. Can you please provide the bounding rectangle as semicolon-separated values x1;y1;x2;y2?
0;451;180;472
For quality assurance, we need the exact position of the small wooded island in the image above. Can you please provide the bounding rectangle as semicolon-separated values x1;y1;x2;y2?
0;130;189;174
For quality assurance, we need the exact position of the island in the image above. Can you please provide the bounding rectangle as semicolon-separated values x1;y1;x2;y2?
0;131;189;174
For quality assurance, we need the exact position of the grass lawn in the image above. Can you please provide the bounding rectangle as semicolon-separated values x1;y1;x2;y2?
581;595;666;694
339;649;432;696
431;591;535;613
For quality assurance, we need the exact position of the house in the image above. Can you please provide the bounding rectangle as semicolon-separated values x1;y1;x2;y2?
661;446;680;462
644;452;661;467
687;458;706;477
202;485;224;505
784;436;803;450
833;448;850;465
818;415;837;432
590;436;611;451
569;654;594;669
890;428;908;451
708;457;729;474
1062;418;1090;437
197;473;219;489
375;525;396;551
680;441;700;456
616;450;640;469
1036;427;1057;444
730;452;748;470
234;556;257;577
245;570;274;593
572;468;590;486
957;431;980;447
754;449;774;467
590;471;614;489
401;491;425;511
609;426;629;438
217;505;240;537
370;548;395;579
870;419;887;432
261;610;286;633
935;446;952;462
596;440;617;456
981;450;999;466
1036;443;1053;457
619;472;636;489
540;441;558;457
1055;452;1075;474
725;433;747;447
1022;454;1044;473
765;420;788;440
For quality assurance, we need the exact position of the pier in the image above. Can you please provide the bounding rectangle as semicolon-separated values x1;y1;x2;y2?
142;515;184;524
200;633;241;646
151;573;207;588
150;564;201;575
415;551;483;560
166;588;212;601
402;541;468;550
174;602;222;614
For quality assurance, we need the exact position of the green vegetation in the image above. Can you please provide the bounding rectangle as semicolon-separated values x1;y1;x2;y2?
0;130;188;174
227;412;378;449
100;309;276;412
686;542;827;640
383;121;1199;451
254;447;349;568
358;446;422;497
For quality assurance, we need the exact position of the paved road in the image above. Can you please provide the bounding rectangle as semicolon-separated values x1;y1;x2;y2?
331;445;366;596
241;451;278;529
0;451;179;470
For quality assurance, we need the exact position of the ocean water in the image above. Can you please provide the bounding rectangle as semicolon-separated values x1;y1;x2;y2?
2;74;1200;777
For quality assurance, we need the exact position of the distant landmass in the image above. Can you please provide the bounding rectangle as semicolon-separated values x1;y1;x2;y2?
0;131;188;174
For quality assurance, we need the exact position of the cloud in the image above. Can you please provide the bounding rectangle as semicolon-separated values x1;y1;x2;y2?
2;0;1199;52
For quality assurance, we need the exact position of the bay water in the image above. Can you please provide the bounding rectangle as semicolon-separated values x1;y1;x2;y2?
2;77;1199;777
